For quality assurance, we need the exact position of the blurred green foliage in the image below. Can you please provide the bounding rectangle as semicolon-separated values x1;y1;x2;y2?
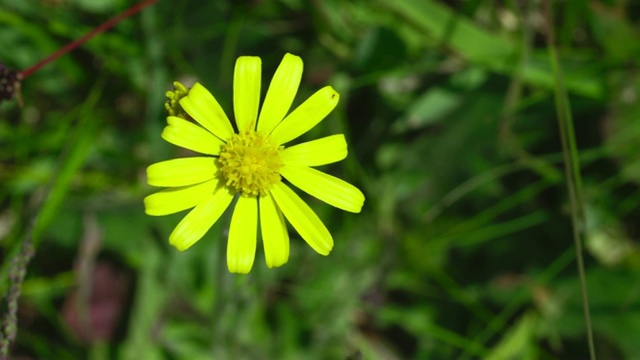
2;0;640;359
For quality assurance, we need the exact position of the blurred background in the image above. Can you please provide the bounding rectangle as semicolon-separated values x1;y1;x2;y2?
2;0;640;359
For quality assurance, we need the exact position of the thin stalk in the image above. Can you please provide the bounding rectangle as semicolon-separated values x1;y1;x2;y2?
1;2;158;357
20;0;159;79
543;1;596;359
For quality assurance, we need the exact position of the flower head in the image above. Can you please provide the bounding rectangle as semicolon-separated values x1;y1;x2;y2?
144;53;364;273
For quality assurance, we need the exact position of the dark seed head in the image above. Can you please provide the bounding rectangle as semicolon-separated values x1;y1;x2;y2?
0;64;22;102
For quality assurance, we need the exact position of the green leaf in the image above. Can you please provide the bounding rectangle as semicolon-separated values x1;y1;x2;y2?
486;313;539;360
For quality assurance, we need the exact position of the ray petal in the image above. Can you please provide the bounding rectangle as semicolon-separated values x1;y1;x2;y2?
280;165;364;213
168;186;234;251
179;83;234;140
270;182;333;255
257;53;303;134
227;196;258;273
234;56;261;132
269;86;339;145
146;157;216;187
162;116;224;155
144;178;219;216
260;192;290;268
281;134;347;166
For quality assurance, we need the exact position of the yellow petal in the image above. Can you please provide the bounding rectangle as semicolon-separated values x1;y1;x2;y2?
179;83;234;140
269;86;339;145
280;165;364;213
281;134;347;166
147;157;216;187
257;53;303;134
144;178;219;216
227;196;258;274
161;116;224;155
234;56;261;132
259;192;290;268
169;186;234;251
270;182;333;255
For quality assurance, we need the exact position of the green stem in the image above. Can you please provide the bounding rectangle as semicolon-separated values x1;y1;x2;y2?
20;0;159;79
544;1;596;359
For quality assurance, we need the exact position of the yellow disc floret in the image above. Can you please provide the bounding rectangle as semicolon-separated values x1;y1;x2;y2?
218;130;283;197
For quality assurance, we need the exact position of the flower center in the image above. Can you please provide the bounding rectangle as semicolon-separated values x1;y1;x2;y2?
218;130;283;197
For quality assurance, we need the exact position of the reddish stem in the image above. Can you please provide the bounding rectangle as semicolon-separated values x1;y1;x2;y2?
20;0;159;79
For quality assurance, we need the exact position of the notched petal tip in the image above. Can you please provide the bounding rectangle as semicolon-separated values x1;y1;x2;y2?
266;258;287;269
169;237;200;251
315;244;333;256
143;193;175;217
228;259;253;274
237;55;261;62
283;52;302;61
349;189;365;213
142;196;160;216
278;53;303;78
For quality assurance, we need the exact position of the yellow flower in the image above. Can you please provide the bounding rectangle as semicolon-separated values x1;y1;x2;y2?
144;53;365;274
